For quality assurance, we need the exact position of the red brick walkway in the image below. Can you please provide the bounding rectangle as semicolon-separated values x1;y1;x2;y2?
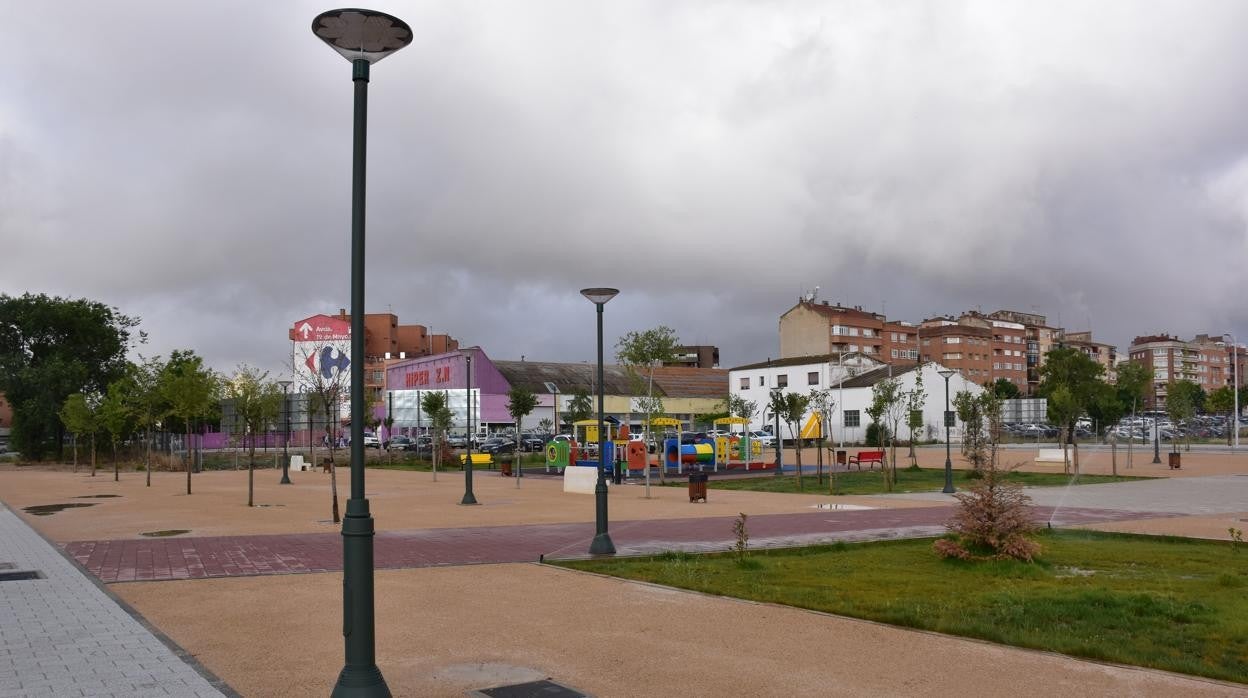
62;505;1171;583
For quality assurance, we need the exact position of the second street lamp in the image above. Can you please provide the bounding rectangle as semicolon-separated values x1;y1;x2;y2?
582;287;618;555
312;8;412;698
461;353;478;505
938;369;956;494
278;380;293;484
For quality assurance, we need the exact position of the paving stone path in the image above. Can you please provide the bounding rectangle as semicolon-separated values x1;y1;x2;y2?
64;505;1173;583
0;503;228;697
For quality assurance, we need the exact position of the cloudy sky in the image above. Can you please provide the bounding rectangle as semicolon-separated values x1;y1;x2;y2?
3;1;1247;377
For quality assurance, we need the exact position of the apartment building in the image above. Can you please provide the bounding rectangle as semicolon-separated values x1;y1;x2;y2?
1127;334;1228;409
987;310;1065;393
779;300;918;363
1064;331;1118;379
918;314;1028;390
664;345;720;369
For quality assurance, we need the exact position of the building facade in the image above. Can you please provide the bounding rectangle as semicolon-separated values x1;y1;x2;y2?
1127;334;1231;409
779;300;918;364
665;345;720;369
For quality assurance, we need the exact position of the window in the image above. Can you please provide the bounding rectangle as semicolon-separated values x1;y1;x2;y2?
777;374;788;388
899;333;908;342
807;371;819;385
740;377;750;390
946;337;961;344
862;328;874;338
943;352;962;360
844;410;860;427
993;362;1000;370
890;332;898;341
848;327;860;337
891;349;899;358
759;376;765;387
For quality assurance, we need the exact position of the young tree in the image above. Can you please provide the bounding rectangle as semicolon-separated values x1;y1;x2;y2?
868;378;906;490
537;418;554;434
953;390;986;469
1207;386;1237;447
506;386;538;486
226;365;283;507
1113;361;1153;462
160;350;219;495
421;391;450;480
0;293;140;460
616;326;679;469
774;391;810;490
564;389;593;429
128;356;167;487
807;388;834;488
59;392;101;476
933;462;1041;562
1045;385;1079;474
1166;379;1203;454
97;379;134;481
906;371;927;465
292;343;349;523
1085;380;1127;474
1037;347;1104;475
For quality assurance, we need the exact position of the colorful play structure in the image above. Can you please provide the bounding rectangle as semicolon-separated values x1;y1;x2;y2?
546;415;767;476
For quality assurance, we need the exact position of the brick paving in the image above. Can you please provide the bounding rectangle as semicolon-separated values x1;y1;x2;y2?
0;503;228;697
64;504;1174;583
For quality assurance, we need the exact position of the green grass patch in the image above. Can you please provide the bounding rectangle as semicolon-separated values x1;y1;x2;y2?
555;530;1248;683
663;468;1149;496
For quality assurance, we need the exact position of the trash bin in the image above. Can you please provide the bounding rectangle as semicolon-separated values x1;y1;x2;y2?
1168;452;1181;469
501;459;513;477
688;471;708;503
835;450;847;467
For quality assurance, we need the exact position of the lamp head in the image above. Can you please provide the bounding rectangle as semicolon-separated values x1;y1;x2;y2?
277;380;293;390
313;8;412;64
938;369;956;380
580;288;620;305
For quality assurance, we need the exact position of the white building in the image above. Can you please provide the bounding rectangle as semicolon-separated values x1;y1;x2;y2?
729;355;984;445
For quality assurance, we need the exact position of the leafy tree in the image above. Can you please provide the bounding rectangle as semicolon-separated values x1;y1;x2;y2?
868;377;906;490
954;390;986;469
537;418;553;434
906;370;927;464
97;379;134;481
1207;386;1236;447
616;326;679;463
506;386;538;485
0;293;140;460
1166;380;1203;453
988;377;1021;400
128;356;167;487
565;388;593;428
1085;380;1126;474
770;391;809;489
1037;347;1104;474
807;388;835;489
59;392;101;475
421;391;451;479
160;350;219;495
226;365;282;506
1045;385;1079;474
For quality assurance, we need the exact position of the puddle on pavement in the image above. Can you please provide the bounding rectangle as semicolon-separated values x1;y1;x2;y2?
140;529;191;537
74;494;121;499
254;504;286;508
23;503;96;516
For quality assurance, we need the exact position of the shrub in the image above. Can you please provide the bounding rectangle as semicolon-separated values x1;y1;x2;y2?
934;462;1041;562
865;422;891;448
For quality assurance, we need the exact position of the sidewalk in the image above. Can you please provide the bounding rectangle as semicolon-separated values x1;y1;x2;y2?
0;502;229;697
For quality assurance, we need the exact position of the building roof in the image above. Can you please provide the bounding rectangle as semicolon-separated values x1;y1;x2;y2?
729;352;879;372
782;300;886;323
836;362;920;389
492;361;727;399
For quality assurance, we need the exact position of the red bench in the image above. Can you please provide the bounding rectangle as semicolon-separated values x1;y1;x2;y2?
847;450;885;470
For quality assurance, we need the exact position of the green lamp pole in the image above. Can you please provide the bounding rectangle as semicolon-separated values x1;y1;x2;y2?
582;287;619;555
461;352;478;505
938;368;956;494
278;380;293;484
312;9;411;698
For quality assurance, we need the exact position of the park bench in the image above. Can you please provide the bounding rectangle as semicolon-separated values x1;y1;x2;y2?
847;450;885;470
460;453;494;468
1035;448;1066;463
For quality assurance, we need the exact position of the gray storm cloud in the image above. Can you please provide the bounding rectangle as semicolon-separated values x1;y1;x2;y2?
2;0;1246;375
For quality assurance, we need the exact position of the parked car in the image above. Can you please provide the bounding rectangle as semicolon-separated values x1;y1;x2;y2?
519;434;546;451
445;434;468;448
479;437;517;455
747;430;776;447
363;433;381;449
388;436;415;451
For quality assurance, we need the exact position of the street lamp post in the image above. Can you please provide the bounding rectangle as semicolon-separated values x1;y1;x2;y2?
938;369;956;494
582;287;619;555
1226;332;1240;451
312;9;411;698
278;380;293;484
461;353;478;505
772;388;783;476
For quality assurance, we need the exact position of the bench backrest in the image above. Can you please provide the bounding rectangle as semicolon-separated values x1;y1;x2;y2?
857;450;885;459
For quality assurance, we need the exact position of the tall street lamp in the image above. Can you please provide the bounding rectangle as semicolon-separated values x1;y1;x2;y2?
771;388;783;477
278;380;293;484
461;353;478;505
582;287;619;555
1226;332;1240;450
312;9;411;698
938;368;956;494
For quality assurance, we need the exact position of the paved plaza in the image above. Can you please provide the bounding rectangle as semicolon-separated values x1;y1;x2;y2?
0;502;228;697
0;457;1245;696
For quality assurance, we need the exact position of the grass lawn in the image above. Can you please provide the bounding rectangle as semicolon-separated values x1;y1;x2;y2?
663;467;1149;496
556;530;1248;683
